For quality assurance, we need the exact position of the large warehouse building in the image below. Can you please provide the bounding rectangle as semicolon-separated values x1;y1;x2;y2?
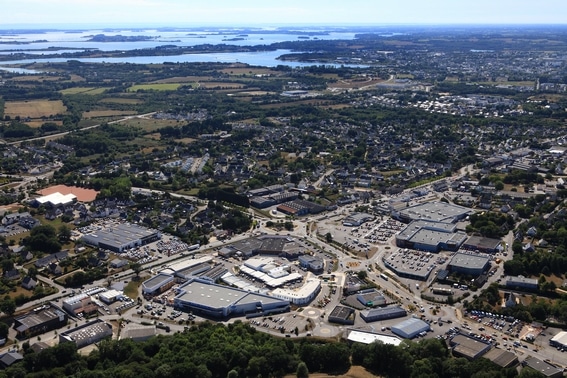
449;334;492;360
391;317;430;339
173;278;290;319
395;220;467;252
392;202;473;224
14;304;68;338
59;319;113;349
360;306;407;323
550;331;567;350
81;222;161;253
448;253;490;276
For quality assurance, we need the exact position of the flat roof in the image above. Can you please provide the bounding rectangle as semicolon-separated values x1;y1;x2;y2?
451;334;491;358
347;330;402;346
523;356;563;377
550;331;567;346
397;202;472;223
15;305;65;331
142;273;173;289
82;222;158;248
464;235;502;250
60;319;112;343
329;306;355;320
449;253;490;270
484;348;518;368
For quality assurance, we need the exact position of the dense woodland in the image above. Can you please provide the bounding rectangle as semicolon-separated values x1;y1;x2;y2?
0;321;541;378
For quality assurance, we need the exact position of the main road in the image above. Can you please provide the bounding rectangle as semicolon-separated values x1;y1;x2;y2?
5;112;157;146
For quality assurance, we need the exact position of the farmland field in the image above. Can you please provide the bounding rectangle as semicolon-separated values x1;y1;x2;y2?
4;100;67;118
100;97;144;104
82;110;138;118
128;83;182;91
60;87;107;95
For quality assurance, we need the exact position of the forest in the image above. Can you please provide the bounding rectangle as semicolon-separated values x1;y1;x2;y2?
0;321;540;378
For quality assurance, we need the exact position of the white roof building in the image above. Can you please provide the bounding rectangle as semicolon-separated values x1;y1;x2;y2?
33;192;77;207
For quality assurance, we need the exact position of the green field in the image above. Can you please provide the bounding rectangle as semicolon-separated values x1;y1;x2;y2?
128;83;182;91
60;87;107;95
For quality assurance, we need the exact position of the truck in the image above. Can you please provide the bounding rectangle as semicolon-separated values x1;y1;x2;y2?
380;273;389;281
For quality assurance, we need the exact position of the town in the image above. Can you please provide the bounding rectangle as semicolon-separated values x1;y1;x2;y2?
0;25;567;377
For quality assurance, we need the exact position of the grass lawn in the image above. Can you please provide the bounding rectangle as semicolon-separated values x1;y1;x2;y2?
124;275;148;299
128;83;182;91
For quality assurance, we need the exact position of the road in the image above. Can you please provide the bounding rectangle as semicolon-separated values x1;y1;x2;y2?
5;112;157;146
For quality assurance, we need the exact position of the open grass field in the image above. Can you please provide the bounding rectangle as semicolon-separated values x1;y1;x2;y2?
121;118;179;133
128;83;182;91
60;87;107;95
219;67;279;76
11;75;61;83
284;366;378;378
4;99;67;119
82;110;138;118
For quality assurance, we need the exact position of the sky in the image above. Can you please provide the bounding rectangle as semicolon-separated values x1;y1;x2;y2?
2;0;567;27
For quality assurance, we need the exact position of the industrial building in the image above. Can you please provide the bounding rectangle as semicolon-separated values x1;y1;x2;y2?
120;324;157;342
356;289;386;307
395;220;467;252
98;289;123;304
14;304;68;338
391;317;430;339
550;331;567;349
346;329;402;346
448;253;490;276
392;202;473;224
484;348;519;368
360;306;407;323
522;356;563;378
505;276;539;291
462;235;502;254
81;222;161;253
59;319;113;349
328;306;356;325
449;334;492;360
173;278;290;319
142;273;175;296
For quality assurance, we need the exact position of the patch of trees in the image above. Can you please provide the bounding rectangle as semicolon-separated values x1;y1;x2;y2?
465;212;514;238
159;117;231;139
0;122;36;139
0;321;527;378
502;170;544;186
22;225;61;254
63;267;107;288
221;209;252;234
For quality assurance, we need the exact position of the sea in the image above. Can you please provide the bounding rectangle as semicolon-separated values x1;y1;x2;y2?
0;28;368;70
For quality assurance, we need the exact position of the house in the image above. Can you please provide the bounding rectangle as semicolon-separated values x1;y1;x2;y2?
21;276;37;290
0;352;23;368
4;270;20;281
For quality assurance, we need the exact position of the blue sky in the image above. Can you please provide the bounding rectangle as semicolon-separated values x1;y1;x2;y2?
3;0;567;27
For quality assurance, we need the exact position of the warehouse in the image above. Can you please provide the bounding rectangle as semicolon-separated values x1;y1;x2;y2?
271;279;321;305
328;306;356;325
81;222;161;253
174;278;290;319
392;202;473;224
382;249;435;281
506;276;539;291
14;304;68;338
298;255;324;274
448;253;490;276
356;289;386;307
549;331;567;349
59;319;113;349
484;348;519;368
142;273;175;296
391;317;430;339
98;290;123;304
395;220;467;252
449;334;492;360
62;293;90;313
462;235;502;254
522;356;563;378
360;306;407;323
343;212;374;227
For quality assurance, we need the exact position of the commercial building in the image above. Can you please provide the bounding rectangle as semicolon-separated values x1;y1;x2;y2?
506;276;539;291
522;356;563;378
392;202;473;224
31;192;77;208
449;334;492;360
81;222;161;253
360;306;407;323
343;212;374;227
298;255;324;274
59;319;113;349
62;293;90;313
382;249;435;281
391;317;430;339
448;253;490;276
462;236;502;254
395;220;467;252
271;279;321;305
173;278;290;319
13;304;68;338
328;306;356;325
98;290;123;304
346;329;402;346
356;289;386;307
549;331;567;349
484;348;519;368
142;273;175;296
